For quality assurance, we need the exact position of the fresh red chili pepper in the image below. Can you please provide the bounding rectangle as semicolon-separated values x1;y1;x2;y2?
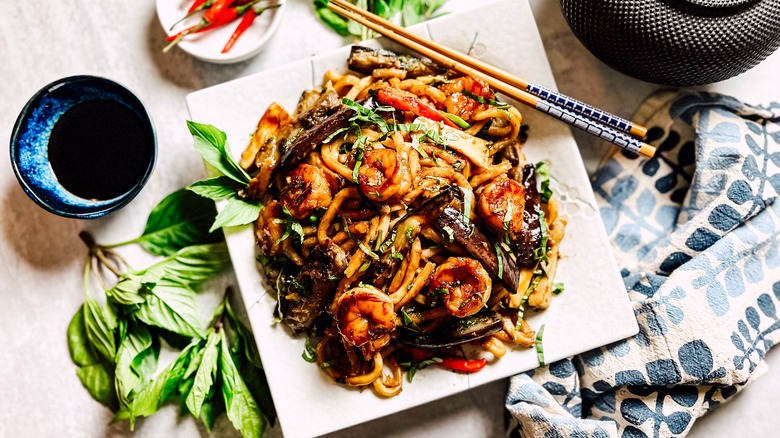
221;9;255;53
188;0;209;14
203;0;234;23
376;88;462;130
221;4;281;53
437;357;487;372
165;7;241;42
169;0;216;31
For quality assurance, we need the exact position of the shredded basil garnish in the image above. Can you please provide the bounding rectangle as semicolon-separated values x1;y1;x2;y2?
494;241;504;280
302;338;317;363
535;162;553;203
536;324;546;366
442;225;455;244
462;90;511;109
461;187;473;225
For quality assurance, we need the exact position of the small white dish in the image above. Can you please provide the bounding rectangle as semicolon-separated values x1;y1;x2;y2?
186;0;639;436
156;0;284;64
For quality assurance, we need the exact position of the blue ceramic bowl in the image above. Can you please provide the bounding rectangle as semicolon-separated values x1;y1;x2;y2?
10;76;157;218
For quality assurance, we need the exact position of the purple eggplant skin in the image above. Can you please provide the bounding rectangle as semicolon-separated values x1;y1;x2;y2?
400;312;503;349
278;106;353;170
435;206;521;294
368;189;455;289
513;164;542;267
347;45;446;78
280;245;345;334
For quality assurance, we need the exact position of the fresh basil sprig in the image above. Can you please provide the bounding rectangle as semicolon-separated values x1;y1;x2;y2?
100;189;223;256
186;121;264;232
68;187;275;437
313;0;448;39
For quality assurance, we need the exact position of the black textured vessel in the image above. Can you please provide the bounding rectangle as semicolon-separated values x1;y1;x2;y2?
559;0;780;86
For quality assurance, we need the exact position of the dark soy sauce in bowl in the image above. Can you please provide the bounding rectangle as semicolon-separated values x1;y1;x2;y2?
48;99;154;200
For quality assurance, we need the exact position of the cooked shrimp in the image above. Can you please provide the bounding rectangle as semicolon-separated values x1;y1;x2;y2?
477;174;525;236
336;286;397;359
429;257;492;318
279;163;333;220
356;148;408;201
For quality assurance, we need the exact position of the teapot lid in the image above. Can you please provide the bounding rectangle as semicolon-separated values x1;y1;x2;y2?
678;0;760;8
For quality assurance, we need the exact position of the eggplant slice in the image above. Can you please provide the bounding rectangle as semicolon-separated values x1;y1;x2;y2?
435;206;521;294
401;312;503;349
347;45;446;78
513;164;543;267
280;244;346;334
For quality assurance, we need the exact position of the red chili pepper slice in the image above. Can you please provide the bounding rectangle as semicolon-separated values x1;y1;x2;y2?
376;88;462;130
437;357;487;372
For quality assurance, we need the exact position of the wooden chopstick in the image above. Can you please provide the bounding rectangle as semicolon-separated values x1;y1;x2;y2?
330;0;648;141
326;0;656;158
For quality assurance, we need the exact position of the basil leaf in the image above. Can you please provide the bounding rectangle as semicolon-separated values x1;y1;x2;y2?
188;176;241;201
200;379;225;432
68;305;100;367
135;281;205;339
114;325;156;425
210;197;263;232
185;330;221;417
220;330;266;438
106;277;147;305
313;2;350;36
69;306;120;410
113;341;200;422
77;362;118;410
402;0;423;26
233;349;276;427
145;243;231;285
187;121;250;185
130;189;223;256
84;295;118;363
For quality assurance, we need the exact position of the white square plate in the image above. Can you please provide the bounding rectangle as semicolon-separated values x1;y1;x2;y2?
186;1;638;436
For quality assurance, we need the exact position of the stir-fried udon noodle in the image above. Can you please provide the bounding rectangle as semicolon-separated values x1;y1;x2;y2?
240;46;566;397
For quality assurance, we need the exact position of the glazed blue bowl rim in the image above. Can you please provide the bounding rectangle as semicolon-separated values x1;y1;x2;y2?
10;75;157;219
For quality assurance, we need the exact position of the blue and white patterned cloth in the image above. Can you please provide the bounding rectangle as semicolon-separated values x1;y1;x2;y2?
505;91;780;437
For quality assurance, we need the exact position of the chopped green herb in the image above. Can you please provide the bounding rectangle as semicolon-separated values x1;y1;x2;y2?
276;205;305;245
433;287;449;295
503;201;514;244
319;360;334;369
400;309;421;331
535;162;553;203
378;227;398;253
400;356;442;382
442;111;471;129
461;187;473;225
552;282;564;295
373;230;384;251
494;241;504;279
390;249;404;260
442;225;455;244
302;338;317;363
324;126;350;143
534;210;549;262
462;90;511;109
342;218;380;261
406;226;414;242
536;324;546;366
